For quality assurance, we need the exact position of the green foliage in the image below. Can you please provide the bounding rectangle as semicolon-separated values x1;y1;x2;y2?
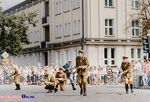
0;11;37;56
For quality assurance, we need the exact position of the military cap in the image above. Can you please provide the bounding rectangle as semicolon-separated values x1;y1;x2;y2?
59;67;64;70
68;60;72;62
122;56;128;60
78;50;84;53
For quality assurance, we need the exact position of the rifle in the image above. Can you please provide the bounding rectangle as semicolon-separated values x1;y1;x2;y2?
37;78;66;85
63;68;76;74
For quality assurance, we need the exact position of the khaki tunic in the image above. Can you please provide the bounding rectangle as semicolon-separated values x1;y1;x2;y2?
76;56;89;93
43;72;55;88
11;66;21;84
121;62;133;84
55;72;66;91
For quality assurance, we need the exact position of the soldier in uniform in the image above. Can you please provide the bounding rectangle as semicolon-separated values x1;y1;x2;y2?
76;50;89;96
41;67;58;93
55;68;67;91
121;56;133;94
8;61;21;90
63;60;76;90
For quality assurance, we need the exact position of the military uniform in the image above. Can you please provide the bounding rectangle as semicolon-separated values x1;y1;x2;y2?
121;62;133;84
55;71;66;91
10;65;21;90
43;72;56;89
121;56;133;94
76;55;89;95
43;71;57;93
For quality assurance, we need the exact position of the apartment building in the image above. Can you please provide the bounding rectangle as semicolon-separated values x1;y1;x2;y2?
3;0;143;67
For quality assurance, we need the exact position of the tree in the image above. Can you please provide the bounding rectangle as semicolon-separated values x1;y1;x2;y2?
0;11;37;56
127;0;150;37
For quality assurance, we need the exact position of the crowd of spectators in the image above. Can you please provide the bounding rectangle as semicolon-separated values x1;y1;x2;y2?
0;59;150;88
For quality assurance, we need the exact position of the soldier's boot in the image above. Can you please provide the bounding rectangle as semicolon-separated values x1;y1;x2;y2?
130;84;133;93
18;84;21;90
83;83;87;96
15;84;18;90
15;84;21;90
47;85;52;93
54;84;58;93
71;83;76;90
79;84;83;95
125;84;128;94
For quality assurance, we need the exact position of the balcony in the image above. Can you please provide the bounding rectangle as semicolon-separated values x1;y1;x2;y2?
42;16;50;26
41;41;47;48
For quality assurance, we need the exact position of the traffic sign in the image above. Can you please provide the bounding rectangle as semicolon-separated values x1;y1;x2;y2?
2;59;8;65
143;44;148;53
2;52;9;59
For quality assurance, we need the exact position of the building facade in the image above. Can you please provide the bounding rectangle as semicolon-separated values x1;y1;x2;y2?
3;0;143;67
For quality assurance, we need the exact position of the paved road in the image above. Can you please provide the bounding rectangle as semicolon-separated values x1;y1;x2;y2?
0;85;150;102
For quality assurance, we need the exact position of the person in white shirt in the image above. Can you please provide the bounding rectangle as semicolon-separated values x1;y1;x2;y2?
113;67;119;85
134;61;142;88
101;66;107;84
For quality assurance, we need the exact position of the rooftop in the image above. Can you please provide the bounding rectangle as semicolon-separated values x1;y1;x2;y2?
3;0;33;14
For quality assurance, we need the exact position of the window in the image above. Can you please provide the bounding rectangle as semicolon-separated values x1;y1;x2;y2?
131;0;140;9
64;0;67;11
64;23;67;36
29;33;31;42
37;30;39;41
105;0;113;7
132;20;140;37
137;49;141;59
68;22;70;35
37;9;39;20
34;11;36;21
68;0;70;10
78;20;80;33
104;48;108;65
31;32;33;43
65;50;70;62
35;31;36;42
77;0;80;7
56;25;59;37
105;19;114;36
56;2;58;14
73;21;76;34
57;51;61;66
73;0;76;8
59;1;61;13
111;48;115;65
77;20;80;33
131;49;134;63
60;25;62;37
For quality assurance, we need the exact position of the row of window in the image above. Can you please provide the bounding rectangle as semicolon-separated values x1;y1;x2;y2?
105;19;140;36
56;49;78;66
24;9;39;25
28;31;40;43
56;0;80;14
104;48;142;65
55;48;142;66
105;0;140;9
55;19;140;38
131;48;141;63
56;20;80;38
34;9;40;21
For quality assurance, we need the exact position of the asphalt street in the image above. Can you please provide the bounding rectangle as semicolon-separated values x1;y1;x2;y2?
0;85;150;102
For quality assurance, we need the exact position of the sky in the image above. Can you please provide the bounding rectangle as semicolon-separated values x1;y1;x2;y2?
0;0;25;11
